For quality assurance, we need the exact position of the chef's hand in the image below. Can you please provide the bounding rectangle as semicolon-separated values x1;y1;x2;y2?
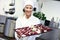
16;29;21;38
17;34;21;38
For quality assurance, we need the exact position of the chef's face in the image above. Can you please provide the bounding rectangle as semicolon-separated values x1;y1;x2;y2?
24;5;33;16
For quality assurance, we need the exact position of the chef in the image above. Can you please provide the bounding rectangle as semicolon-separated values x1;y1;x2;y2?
15;0;41;40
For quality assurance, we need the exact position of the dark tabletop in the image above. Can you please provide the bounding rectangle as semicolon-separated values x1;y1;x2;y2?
39;28;60;40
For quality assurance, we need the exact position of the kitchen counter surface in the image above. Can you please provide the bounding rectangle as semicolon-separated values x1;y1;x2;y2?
39;28;60;40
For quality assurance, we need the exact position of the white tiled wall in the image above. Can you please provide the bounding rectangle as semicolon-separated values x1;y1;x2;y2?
41;1;60;20
0;0;60;20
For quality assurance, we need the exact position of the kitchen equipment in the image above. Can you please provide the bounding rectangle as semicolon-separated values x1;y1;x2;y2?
4;17;16;37
0;23;5;33
58;19;60;29
49;17;55;28
44;20;50;26
55;17;59;28
0;15;6;33
0;15;7;24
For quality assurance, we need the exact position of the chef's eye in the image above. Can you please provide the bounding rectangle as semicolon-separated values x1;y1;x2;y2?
26;7;29;9
30;7;32;9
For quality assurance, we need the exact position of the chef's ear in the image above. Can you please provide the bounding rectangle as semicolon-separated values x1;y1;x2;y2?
23;9;25;12
33;7;36;11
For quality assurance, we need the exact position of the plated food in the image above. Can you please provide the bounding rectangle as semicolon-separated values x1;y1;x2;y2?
15;24;52;38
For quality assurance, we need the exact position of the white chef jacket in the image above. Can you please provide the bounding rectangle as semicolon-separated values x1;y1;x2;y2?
15;15;41;40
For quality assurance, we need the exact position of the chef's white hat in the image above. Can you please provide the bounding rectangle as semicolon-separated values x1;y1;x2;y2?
23;0;35;8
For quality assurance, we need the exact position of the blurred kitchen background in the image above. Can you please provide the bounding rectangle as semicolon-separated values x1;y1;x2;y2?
0;0;60;40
